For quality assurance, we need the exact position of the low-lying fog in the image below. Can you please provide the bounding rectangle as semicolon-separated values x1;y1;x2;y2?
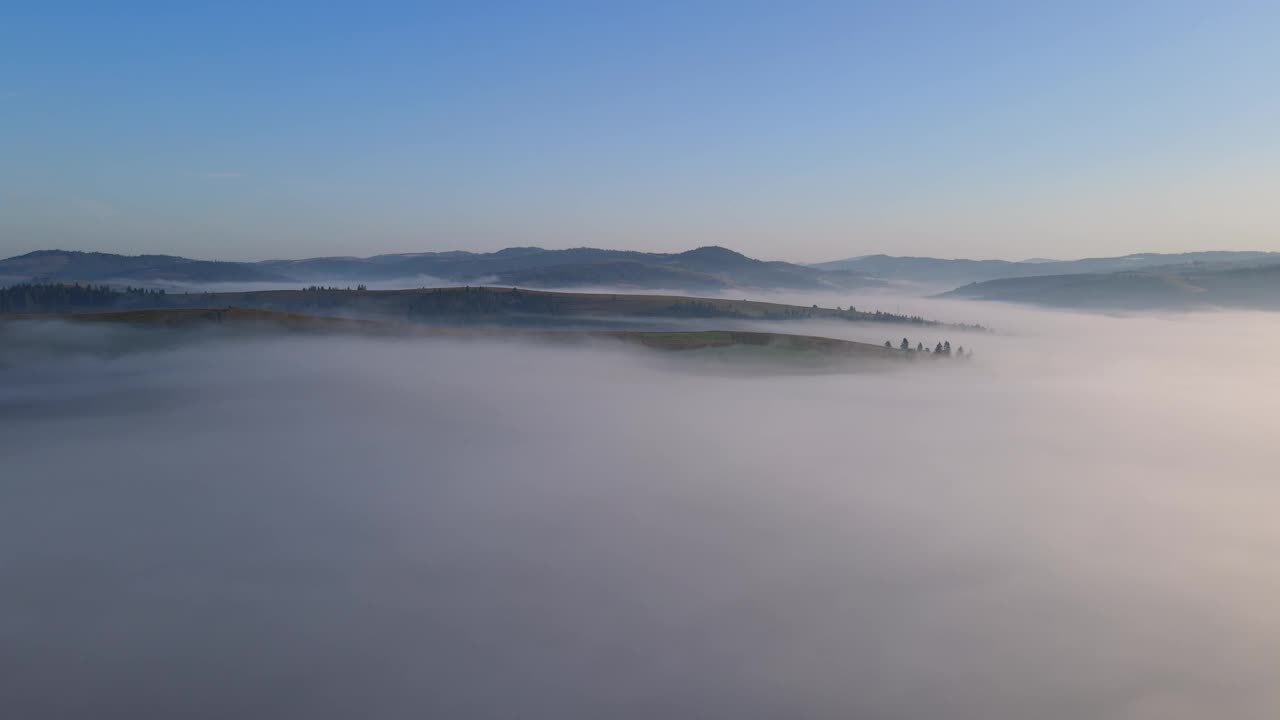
3;303;1279;719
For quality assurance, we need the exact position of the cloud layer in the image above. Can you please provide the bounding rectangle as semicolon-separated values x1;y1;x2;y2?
2;309;1278;718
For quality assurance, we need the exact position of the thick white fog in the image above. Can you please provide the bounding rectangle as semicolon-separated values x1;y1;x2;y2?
3;305;1280;719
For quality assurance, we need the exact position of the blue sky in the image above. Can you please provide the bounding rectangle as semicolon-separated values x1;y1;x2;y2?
2;1;1277;261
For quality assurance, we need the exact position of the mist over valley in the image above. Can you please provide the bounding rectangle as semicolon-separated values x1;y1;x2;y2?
4;293;1279;718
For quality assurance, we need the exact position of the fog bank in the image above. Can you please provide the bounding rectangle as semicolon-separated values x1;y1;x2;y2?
3;311;1279;718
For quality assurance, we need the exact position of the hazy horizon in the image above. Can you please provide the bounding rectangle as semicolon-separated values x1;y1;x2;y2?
6;243;1279;267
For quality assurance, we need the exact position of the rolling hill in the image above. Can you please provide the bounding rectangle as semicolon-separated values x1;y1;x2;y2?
2;307;960;370
0;246;883;291
0;283;965;329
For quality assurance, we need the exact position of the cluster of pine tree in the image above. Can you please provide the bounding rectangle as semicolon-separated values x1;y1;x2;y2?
884;337;971;358
0;283;166;313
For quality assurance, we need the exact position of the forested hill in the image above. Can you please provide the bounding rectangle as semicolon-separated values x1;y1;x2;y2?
1;284;979;329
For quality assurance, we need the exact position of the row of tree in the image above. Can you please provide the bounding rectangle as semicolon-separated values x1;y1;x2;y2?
841;306;935;325
884;338;971;357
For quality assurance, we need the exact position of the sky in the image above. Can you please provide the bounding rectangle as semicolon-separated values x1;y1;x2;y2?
2;1;1278;262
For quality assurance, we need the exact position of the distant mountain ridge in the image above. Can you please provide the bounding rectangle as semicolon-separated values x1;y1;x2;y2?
939;262;1280;310
812;251;1280;287
0;250;294;284
0;247;881;292
7;247;1280;308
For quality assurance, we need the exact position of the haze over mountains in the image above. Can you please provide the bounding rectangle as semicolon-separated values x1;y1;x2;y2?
814;250;1280;287
823;251;1280;310
5;246;1280;311
941;262;1280;310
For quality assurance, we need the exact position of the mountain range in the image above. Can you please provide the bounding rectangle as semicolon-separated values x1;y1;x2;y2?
5;246;1280;310
0;247;880;292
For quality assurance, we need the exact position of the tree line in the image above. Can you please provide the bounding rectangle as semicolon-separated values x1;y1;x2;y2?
884;337;971;358
0;283;166;313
